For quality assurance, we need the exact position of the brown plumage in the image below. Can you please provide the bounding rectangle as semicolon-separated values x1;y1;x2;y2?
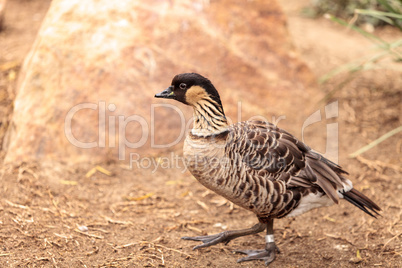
155;73;381;265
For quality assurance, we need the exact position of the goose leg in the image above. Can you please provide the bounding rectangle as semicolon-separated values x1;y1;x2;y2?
182;222;267;250
235;219;280;265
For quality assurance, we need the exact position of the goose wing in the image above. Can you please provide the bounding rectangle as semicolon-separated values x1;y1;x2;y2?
230;120;348;203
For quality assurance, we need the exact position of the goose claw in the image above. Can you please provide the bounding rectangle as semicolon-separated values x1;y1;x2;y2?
235;242;280;266
181;232;234;249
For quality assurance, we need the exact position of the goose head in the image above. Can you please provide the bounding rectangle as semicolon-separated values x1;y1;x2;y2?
155;73;223;109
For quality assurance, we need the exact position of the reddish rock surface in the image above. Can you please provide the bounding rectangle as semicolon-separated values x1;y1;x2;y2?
0;0;6;30
0;0;6;31
3;0;318;164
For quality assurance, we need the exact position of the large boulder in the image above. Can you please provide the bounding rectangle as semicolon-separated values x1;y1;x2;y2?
3;0;318;164
0;0;6;31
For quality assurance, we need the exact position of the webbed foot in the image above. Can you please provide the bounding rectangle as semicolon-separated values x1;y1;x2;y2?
181;222;267;250
235;242;280;265
182;232;234;249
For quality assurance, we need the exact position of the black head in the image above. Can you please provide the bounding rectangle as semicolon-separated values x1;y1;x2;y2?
155;73;223;107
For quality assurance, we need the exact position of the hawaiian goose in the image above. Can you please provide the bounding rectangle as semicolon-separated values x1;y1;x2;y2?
155;73;381;265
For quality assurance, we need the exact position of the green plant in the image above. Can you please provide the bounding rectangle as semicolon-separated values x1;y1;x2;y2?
319;0;402;155
319;0;401;85
308;0;402;27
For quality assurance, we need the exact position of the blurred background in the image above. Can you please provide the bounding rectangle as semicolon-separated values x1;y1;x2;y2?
0;0;400;266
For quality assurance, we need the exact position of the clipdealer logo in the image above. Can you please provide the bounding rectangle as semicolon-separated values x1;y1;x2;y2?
64;101;339;170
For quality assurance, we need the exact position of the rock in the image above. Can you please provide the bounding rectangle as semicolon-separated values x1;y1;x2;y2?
0;0;6;31
3;0;319;164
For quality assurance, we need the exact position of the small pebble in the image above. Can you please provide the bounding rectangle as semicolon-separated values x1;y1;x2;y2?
349;257;362;264
213;223;227;230
78;225;88;232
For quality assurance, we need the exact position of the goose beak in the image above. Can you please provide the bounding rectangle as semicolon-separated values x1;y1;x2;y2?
155;86;175;99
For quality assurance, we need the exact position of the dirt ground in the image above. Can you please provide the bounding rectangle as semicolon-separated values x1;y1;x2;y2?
0;0;401;267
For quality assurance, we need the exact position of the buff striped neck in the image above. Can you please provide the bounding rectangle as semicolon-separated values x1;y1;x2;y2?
191;96;229;137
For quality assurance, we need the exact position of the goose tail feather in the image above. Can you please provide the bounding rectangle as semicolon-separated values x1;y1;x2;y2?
342;188;381;218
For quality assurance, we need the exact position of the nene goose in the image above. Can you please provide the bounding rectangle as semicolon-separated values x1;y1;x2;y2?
155;73;380;265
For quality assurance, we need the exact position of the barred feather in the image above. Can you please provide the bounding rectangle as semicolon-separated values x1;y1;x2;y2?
166;73;381;220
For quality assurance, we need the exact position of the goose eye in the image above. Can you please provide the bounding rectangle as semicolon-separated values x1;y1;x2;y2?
179;83;186;90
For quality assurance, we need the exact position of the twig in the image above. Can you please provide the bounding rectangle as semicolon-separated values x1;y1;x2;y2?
113;242;139;250
85;165;112;178
186;224;205;235
14;228;34;238
349;126;402;158
103;216;133;225
74;229;104;239
153;243;192;259
113;241;192;258
196;200;209;212
86;247;99;256
53;233;72;239
382;232;402;251
325;233;355;245
4;200;30;210
90;227;110;234
355;155;402;172
47;189;62;216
